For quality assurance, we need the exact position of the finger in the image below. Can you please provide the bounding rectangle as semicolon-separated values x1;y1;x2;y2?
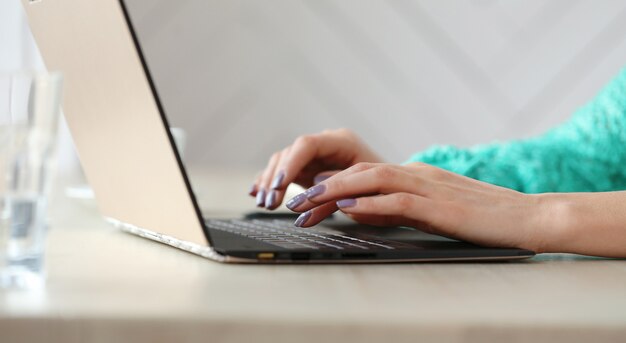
335;193;441;228
293;201;338;228
291;168;332;189
285;162;378;211
257;150;283;208
267;145;308;210
265;149;291;209
249;172;262;197
313;170;341;185
270;132;354;190
266;148;293;210
288;164;428;212
265;188;287;211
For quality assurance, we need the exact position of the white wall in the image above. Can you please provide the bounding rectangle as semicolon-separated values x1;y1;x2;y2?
125;0;626;169
5;0;626;172
0;0;30;71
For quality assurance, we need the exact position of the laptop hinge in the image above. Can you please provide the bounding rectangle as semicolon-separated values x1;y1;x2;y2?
105;217;228;262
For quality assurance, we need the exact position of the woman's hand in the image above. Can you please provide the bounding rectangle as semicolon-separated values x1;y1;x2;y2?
286;162;552;252
250;129;383;210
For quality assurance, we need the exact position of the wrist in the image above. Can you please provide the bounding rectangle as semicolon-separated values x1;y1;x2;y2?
529;193;579;253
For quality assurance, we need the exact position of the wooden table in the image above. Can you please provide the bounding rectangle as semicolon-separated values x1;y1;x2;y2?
2;169;626;343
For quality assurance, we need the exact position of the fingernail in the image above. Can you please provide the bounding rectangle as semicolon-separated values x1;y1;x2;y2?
294;210;312;227
248;183;257;196
304;184;326;199
265;190;276;209
337;198;357;208
286;193;306;210
271;171;285;190
313;174;330;185
256;188;266;207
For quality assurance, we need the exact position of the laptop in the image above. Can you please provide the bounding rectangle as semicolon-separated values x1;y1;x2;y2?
21;0;535;263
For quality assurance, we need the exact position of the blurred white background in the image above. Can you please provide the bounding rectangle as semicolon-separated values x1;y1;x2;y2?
1;0;76;173
3;0;626;172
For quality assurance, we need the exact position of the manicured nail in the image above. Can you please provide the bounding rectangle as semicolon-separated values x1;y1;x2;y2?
286;193;306;210
313;174;330;185
304;184;326;199
294;210;312;227
265;190;276;208
256;188;266;207
271;171;285;190
248;183;257;196
337;198;357;208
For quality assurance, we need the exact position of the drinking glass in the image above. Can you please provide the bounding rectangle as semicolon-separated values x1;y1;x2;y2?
0;72;63;289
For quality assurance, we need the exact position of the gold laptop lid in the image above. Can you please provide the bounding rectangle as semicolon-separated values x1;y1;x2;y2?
22;0;208;245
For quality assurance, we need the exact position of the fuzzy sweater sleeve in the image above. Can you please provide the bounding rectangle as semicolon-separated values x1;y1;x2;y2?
404;68;626;193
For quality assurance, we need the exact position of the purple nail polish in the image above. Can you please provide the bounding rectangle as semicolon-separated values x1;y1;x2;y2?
294;211;312;227
256;188;266;207
337;198;357;208
271;171;285;190
313;174;330;185
304;184;326;199
249;183;257;196
265;190;276;208
286;193;306;210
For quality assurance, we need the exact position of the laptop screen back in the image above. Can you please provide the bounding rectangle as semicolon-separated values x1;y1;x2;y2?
22;0;209;245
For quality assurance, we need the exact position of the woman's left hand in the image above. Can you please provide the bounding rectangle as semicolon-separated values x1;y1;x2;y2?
287;162;551;252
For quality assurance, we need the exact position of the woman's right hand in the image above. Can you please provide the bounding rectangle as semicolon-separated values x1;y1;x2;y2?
250;128;383;210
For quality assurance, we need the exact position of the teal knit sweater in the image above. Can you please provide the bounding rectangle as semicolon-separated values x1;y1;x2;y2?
405;68;626;193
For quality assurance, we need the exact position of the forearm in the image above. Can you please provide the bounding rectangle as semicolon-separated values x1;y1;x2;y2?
536;191;626;257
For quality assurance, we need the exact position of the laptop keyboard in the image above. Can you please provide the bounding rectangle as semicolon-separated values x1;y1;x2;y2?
206;219;401;250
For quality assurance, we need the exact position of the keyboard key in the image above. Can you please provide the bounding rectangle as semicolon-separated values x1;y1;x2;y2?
206;219;402;250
